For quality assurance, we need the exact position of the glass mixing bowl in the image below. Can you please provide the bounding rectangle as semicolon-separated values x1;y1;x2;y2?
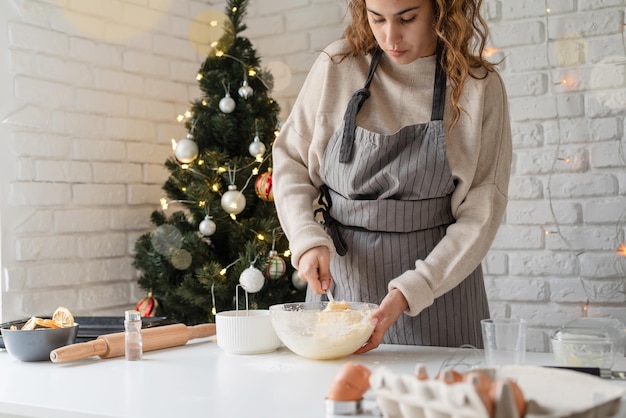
269;302;377;360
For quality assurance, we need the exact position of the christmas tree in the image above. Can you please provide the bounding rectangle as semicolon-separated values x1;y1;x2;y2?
133;0;306;325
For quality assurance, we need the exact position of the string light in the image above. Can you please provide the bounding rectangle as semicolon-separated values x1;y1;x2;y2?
257;234;265;241
283;250;291;258
483;47;498;57
196;73;203;81
160;198;168;210
542;0;626;317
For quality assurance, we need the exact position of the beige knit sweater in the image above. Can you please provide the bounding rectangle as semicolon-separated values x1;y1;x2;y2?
272;40;512;316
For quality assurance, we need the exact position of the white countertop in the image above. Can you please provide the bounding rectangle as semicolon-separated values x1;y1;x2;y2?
0;338;625;418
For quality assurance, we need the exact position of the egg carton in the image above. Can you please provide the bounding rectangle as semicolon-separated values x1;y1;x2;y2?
368;365;626;418
369;365;520;418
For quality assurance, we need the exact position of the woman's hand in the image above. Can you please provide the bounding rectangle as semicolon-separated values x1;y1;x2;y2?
297;246;332;294
354;288;409;354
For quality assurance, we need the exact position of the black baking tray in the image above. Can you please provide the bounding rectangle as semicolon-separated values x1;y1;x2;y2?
0;316;171;348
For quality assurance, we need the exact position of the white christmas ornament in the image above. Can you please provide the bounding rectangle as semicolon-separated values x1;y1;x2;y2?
291;270;307;291
199;216;216;236
219;93;236;113
238;80;253;99
174;134;199;163
248;135;266;158
239;265;265;293
221;184;246;214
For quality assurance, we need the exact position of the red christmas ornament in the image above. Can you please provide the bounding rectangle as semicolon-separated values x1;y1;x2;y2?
255;169;274;202
136;291;159;317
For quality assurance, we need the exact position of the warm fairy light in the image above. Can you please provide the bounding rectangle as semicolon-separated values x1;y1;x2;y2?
252;167;259;175
160;198;168;210
257;234;265;241
558;157;571;163
212;184;220;192
218;166;227;173
283;250;291;257
181;164;189;170
176;114;185;122
546;8;551;13
181;187;187;192
210;20;218;27
171;138;177;150
202;100;208;106
196;73;203;81
544;229;558;236
248;68;257;77
198;201;206;208
231;7;237;12
212;307;217;315
484;47;498;57
210;41;218;48
255;156;263;163
274;129;281;137
184;110;192;118
230;214;237;220
197;159;204;165
220;268;227;275
215;50;224;57
582;302;588;317
617;243;626;256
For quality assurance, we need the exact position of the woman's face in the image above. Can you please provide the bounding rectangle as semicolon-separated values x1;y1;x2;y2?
364;0;437;64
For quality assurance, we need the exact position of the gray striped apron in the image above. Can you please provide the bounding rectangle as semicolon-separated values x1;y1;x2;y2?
312;48;489;348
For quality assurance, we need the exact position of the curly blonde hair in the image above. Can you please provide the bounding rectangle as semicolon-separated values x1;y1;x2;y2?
343;0;495;127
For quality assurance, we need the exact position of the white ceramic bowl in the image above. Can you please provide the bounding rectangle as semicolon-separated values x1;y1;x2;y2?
269;302;377;360
215;309;281;355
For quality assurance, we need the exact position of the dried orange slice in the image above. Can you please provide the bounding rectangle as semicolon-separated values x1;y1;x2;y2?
52;306;74;328
21;316;38;330
36;318;62;329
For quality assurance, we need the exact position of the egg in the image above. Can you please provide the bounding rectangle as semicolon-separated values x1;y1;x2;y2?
326;362;372;401
436;368;464;384
464;372;495;417
414;363;429;380
489;378;527;418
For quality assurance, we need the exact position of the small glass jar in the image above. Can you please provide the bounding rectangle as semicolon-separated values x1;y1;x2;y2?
124;310;143;361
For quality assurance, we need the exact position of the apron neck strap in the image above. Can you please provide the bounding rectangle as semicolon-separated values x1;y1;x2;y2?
431;44;446;121
339;48;383;163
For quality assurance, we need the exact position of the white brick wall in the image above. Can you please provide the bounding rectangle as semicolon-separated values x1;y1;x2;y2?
1;0;625;354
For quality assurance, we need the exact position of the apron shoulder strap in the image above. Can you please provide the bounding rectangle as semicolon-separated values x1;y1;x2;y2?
431;46;446;122
339;48;383;163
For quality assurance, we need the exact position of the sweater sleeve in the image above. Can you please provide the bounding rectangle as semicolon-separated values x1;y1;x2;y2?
388;70;513;316
272;52;336;268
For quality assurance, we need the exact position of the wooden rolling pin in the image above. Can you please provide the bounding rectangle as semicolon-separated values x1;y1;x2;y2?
50;323;216;363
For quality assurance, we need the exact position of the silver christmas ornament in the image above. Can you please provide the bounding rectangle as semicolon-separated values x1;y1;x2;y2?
174;134;199;163
248;135;266;158
220;184;246;215
238;80;253;99
239;266;265;293
219;93;236;113
199;216;216;236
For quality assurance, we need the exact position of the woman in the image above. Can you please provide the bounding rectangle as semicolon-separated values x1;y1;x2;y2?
272;0;512;353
